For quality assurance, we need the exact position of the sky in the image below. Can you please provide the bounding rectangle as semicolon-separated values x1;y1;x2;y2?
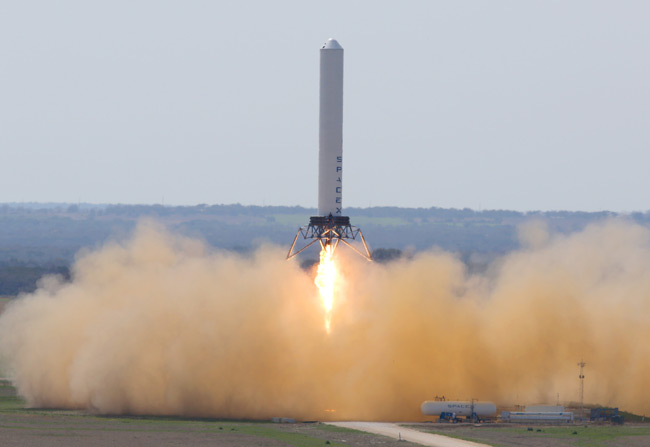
1;1;649;212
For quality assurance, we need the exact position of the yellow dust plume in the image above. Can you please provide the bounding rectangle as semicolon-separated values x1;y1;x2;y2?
1;219;650;420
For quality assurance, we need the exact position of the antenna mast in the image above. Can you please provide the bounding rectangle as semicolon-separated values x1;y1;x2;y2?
578;361;586;411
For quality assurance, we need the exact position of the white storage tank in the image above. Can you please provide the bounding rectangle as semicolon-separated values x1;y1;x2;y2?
421;401;497;417
501;411;574;423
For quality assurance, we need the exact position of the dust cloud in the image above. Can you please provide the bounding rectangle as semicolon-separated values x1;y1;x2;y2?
1;219;649;420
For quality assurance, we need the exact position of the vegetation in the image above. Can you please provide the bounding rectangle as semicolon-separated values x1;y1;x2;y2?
0;381;24;413
0;380;363;446
0;202;647;295
2;380;650;446
0;264;69;295
619;411;649;423
372;248;403;263
417;424;650;447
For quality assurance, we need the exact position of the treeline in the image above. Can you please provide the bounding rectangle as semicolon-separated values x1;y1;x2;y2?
3;202;641;221
0;203;648;295
0;261;70;296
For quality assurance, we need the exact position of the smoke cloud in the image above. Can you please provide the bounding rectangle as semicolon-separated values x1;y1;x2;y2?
1;219;649;420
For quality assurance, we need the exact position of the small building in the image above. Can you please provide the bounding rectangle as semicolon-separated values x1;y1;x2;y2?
590;407;623;424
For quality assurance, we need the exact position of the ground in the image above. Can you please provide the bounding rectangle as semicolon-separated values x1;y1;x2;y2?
2;382;650;447
0;381;414;447
0;413;414;447
405;422;650;447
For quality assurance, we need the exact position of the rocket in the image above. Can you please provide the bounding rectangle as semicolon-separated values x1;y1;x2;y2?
318;37;344;218
287;38;372;260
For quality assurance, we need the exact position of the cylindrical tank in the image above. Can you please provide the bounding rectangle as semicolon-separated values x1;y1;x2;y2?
318;38;344;217
502;411;574;423
421;401;497;417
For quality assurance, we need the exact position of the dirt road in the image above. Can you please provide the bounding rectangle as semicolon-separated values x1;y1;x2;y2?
326;422;490;447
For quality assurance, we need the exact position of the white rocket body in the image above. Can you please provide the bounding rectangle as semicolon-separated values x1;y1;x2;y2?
318;38;344;217
286;38;371;261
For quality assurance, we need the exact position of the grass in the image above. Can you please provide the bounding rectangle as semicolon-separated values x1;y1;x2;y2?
0;382;25;412
525;425;650;446
4;380;648;447
0;381;348;446
416;424;650;447
317;424;362;433
236;425;347;446
0;394;25;412
408;427;499;446
3;417;347;445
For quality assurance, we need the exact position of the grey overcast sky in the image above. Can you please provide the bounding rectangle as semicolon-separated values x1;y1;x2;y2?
1;1;649;212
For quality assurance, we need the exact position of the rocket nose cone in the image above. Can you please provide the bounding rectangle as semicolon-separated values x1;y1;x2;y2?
322;38;343;50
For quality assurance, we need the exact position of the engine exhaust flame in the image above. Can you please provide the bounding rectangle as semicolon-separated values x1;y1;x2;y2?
315;244;336;333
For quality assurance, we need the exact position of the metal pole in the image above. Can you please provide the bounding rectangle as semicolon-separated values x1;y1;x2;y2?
578;361;586;412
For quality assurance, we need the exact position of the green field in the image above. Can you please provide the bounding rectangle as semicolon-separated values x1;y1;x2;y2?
3;380;650;447
413;422;650;447
0;381;409;447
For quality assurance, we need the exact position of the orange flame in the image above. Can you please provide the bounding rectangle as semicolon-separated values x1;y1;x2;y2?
314;244;336;333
